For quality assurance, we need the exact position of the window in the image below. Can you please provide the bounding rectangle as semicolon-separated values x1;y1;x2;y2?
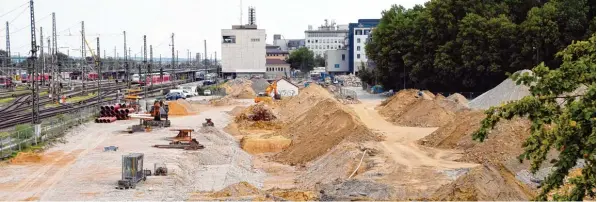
355;30;363;35
307;40;310;43
334;64;340;68
357;54;361;59
342;54;345;61
364;30;370;35
357;38;361;43
334;40;337;43
357;46;361;51
251;38;260;42
315;40;318;43
338;45;341;49
222;35;236;43
327;45;329;49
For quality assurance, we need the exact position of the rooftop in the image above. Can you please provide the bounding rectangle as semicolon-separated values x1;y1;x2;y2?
266;59;289;65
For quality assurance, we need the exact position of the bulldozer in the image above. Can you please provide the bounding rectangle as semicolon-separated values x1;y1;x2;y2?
254;81;281;103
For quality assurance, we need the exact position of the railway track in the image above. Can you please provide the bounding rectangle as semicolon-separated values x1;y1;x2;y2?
0;80;189;129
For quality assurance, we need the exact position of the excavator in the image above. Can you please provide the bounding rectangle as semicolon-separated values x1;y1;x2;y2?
254;81;281;103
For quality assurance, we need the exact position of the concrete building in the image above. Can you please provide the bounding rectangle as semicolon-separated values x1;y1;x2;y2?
325;49;349;75
276;78;299;97
304;20;349;57
348;19;380;74
266;46;289;60
265;59;290;79
273;34;305;51
221;7;266;78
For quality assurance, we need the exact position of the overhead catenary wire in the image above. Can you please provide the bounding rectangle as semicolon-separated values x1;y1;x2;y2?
0;5;30;33
0;1;29;19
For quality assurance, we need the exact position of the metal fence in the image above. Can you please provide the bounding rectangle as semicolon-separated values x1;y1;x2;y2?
0;106;97;159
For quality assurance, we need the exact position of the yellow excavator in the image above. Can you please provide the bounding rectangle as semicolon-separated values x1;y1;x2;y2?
254;81;281;103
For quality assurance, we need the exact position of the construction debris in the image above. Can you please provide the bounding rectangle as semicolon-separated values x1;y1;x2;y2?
335;74;362;87
469;69;532;110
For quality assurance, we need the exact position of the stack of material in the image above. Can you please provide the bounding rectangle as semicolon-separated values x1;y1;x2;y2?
335;74;362;87
469;69;532;110
167;99;198;116
250;78;270;93
223;79;256;99
97;103;133;123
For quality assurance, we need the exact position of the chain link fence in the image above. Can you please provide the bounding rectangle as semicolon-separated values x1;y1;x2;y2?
0;106;97;159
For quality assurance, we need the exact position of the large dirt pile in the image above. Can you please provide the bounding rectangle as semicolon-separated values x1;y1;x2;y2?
209;181;262;198
240;135;292;154
272;85;377;165
167;99;198;115
431;164;532;201
223;79;256;99
319;179;396;201
447;93;469;108
234;103;283;130
378;90;461;127
469;69;532;110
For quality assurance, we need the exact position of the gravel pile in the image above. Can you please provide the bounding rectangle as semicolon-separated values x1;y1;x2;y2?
469;70;532;110
251;78;270;93
515;159;586;188
335;75;362;87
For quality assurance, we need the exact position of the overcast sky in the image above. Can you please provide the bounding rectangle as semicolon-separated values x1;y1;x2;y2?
0;0;427;60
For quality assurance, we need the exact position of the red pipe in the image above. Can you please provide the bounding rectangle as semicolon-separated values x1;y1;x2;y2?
107;117;117;123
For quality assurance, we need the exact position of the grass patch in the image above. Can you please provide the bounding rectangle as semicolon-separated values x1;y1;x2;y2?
44;93;97;108
0;97;15;104
39;91;48;97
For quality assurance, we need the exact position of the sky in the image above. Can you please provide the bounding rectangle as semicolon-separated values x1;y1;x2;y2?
0;0;427;60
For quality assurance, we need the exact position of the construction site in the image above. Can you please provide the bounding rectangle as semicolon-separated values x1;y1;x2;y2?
0;73;587;201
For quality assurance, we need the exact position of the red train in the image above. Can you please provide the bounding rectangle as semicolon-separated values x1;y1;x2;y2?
20;73;51;83
138;73;170;86
0;76;14;88
86;72;99;81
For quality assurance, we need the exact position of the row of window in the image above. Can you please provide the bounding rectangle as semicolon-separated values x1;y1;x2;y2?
309;45;342;50
267;67;287;72
306;38;343;44
251;38;260;42
266;53;287;57
306;33;346;37
354;29;371;36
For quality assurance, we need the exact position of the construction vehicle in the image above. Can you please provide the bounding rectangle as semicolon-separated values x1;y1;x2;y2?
154;163;168;176
202;118;214;127
153;129;205;150
254;81;281;103
116;153;147;189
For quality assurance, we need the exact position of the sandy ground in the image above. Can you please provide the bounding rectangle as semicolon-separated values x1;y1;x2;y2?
0;100;263;201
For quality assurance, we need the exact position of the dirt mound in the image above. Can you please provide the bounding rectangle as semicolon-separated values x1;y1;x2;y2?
431;164;532;201
447;93;469;108
236;103;277;122
241;135;292;154
268;189;317;201
272;98;376;165
210;96;239;106
378;89;419;115
167;99;197;115
210;181;262;198
223;79;256;99
391;99;456;127
10;152;43;164
228;106;246;116
319;179;396;201
274;84;335;122
419;110;531;164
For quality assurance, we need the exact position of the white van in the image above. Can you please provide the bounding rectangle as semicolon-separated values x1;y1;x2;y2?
169;89;192;98
179;86;198;96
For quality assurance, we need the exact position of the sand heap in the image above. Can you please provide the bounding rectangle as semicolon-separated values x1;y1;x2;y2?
378;89;463;127
234;103;282;131
222;78;257;99
167;99;198;115
272;85;377;165
209;181;262;198
447;93;469;108
469;70;532;110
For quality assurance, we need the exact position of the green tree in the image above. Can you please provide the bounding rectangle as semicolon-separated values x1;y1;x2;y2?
314;55;325;67
472;35;596;200
286;47;315;73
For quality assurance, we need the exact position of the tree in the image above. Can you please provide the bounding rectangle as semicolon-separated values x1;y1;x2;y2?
314;54;325;67
286;47;315;73
0;49;8;66
472;35;596;200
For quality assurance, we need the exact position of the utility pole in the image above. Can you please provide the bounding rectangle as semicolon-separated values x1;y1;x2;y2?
5;22;11;71
204;39;207;77
123;31;129;88
96;37;102;108
29;0;40;126
40;27;44;86
143;35;147;97
81;21;86;93
159;54;163;83
149;45;153;88
170;33;175;86
52;12;60;101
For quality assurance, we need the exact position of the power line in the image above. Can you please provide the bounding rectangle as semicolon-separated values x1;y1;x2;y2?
0;5;29;33
6;13;51;35
0;1;28;19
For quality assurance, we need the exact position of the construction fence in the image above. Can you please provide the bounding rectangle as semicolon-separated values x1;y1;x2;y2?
0;105;100;159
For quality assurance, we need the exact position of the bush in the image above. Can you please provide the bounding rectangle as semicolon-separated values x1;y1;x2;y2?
15;124;34;140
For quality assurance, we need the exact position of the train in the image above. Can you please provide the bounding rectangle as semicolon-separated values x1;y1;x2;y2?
132;73;170;86
0;76;14;88
20;73;51;83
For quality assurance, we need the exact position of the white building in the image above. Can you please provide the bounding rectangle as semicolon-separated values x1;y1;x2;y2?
325;49;349;75
276;78;299;97
221;24;266;77
304;20;349;57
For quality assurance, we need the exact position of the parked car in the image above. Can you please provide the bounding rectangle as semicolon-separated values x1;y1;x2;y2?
203;89;212;95
165;92;185;100
169;89;192;98
180;86;198;96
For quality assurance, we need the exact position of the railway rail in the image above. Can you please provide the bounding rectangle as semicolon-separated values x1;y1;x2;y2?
0;80;190;129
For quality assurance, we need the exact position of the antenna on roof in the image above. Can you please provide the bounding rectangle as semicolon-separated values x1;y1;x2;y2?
248;6;256;25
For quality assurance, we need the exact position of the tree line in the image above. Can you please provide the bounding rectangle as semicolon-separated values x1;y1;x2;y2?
361;0;595;93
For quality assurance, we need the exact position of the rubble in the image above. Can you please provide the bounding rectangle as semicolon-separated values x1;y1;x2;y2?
335;74;362;87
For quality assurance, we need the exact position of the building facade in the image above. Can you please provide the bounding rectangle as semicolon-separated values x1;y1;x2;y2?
221;24;266;77
348;19;380;74
304;20;348;57
273;34;305;51
265;59;290;79
276;78;299;97
266;47;289;60
325;49;349;75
